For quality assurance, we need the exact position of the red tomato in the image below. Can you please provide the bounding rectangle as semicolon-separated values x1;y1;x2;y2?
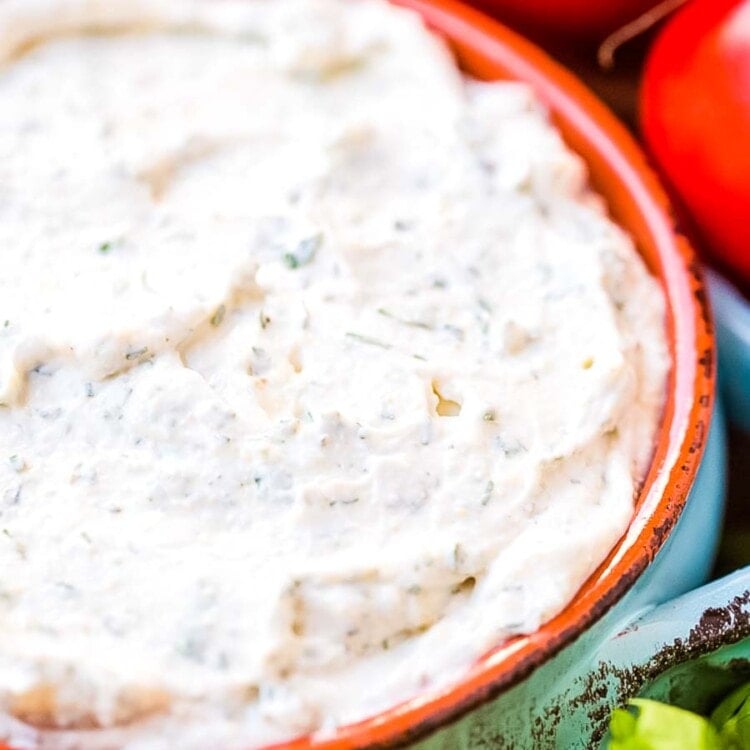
470;0;663;39
641;0;750;286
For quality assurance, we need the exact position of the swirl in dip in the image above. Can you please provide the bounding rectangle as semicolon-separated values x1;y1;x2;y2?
0;1;669;748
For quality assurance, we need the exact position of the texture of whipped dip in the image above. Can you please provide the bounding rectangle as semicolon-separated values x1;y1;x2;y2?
0;1;669;748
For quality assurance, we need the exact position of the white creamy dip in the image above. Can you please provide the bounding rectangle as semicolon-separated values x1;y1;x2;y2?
0;1;669;747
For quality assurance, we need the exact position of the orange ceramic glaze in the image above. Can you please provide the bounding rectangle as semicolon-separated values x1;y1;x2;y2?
0;2;714;750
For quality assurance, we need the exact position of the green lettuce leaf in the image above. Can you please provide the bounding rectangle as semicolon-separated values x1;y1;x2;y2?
608;698;722;750
711;683;750;749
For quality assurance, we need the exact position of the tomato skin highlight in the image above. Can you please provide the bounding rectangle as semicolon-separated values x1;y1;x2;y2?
469;0;663;39
641;0;750;287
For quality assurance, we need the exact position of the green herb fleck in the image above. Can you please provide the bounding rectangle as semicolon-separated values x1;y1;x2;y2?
177;635;206;663
481;480;494;506
453;543;465;567
98;241;117;254
125;346;149;361
345;332;392;350
210;304;226;327
377;308;432;330
259;309;271;329
283;233;323;269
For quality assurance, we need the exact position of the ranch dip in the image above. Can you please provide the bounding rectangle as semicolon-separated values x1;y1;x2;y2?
0;1;669;748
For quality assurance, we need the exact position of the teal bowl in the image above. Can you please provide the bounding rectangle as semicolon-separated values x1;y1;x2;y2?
593;563;750;748
708;269;750;433
0;2;725;750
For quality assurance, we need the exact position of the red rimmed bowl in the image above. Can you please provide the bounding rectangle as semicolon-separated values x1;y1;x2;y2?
271;0;719;748
0;1;721;749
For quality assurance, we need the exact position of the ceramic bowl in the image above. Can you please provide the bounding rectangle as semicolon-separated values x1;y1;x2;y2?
269;0;724;747
591;565;750;749
0;2;724;749
707;269;750;433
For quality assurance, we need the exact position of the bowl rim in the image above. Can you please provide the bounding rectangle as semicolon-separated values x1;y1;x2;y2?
268;0;715;748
